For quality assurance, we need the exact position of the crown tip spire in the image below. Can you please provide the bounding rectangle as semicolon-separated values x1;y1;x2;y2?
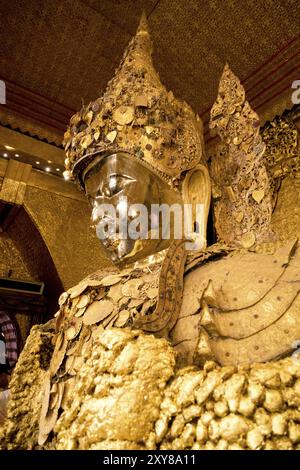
137;10;150;34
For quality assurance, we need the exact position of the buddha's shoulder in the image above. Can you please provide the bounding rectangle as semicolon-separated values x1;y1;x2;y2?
57;262;161;329
184;238;299;310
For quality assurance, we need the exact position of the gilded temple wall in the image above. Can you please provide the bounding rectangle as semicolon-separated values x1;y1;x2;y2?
0;233;34;349
14;313;32;345
0;232;34;281
23;186;111;290
208;108;300;242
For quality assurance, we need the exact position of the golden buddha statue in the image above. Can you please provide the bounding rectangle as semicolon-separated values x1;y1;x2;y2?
2;15;300;451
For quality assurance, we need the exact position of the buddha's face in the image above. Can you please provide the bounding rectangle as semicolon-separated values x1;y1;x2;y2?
83;152;183;265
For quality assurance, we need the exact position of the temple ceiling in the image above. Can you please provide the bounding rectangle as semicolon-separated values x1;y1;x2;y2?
0;0;299;147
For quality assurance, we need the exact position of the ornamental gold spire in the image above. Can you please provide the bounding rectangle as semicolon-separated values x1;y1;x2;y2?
63;14;204;190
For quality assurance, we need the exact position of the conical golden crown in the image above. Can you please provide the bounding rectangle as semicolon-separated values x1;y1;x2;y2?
63;13;204;189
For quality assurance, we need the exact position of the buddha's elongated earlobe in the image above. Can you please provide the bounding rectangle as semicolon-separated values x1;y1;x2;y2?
182;164;211;250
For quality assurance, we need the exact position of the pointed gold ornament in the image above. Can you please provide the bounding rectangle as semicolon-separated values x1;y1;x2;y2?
209;64;273;247
63;13;204;190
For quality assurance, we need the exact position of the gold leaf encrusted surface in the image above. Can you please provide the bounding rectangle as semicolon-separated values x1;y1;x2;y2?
2;325;300;450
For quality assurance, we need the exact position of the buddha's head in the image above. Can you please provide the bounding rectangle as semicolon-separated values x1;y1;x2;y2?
63;14;211;265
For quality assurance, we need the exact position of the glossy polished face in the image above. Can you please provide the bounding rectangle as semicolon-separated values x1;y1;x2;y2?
83;152;183;265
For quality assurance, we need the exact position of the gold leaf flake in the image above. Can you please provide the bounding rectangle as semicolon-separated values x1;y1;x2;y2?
74;306;87;318
145;126;154;135
56;332;65;351
72;356;84;373
68;281;88;299
129;298;144;308
38;432;49;447
81;336;94;356
63;130;71;143
118;296;129;309
66;339;80;356
91;324;104;339
50;335;68;376
225;186;236;202
102;311;118;328
61;378;75;410
58;292;69;307
234;212;244;223
106;313;119;329
114;310;130;327
40;406;59;437
68;327;87;356
82;299;114;325
81;134;93;150
134;94;148;107
113;106;135;125
58;368;68;379
147;287;158;299
39;372;50;422
86;277;107;288
108;282;123;302
50;383;58;394
77;294;90;309
83;325;92;343
101;274;122;286
252;189;265;203
49;391;59;411
65;326;76;341
141;299;153;315
106;130;117;143
57;382;65;410
72;296;80;308
65;319;82;340
96;288;106;300
65;355;75;373
70;113;81;126
121;278;143;298
73;319;83;338
240;231;256;248
84;110;93;125
67;369;77;378
120;267;135;277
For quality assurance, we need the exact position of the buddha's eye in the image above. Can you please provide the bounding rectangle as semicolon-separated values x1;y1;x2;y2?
98;174;133;198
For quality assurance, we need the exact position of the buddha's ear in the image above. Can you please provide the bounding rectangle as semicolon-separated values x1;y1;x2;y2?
182;164;211;250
